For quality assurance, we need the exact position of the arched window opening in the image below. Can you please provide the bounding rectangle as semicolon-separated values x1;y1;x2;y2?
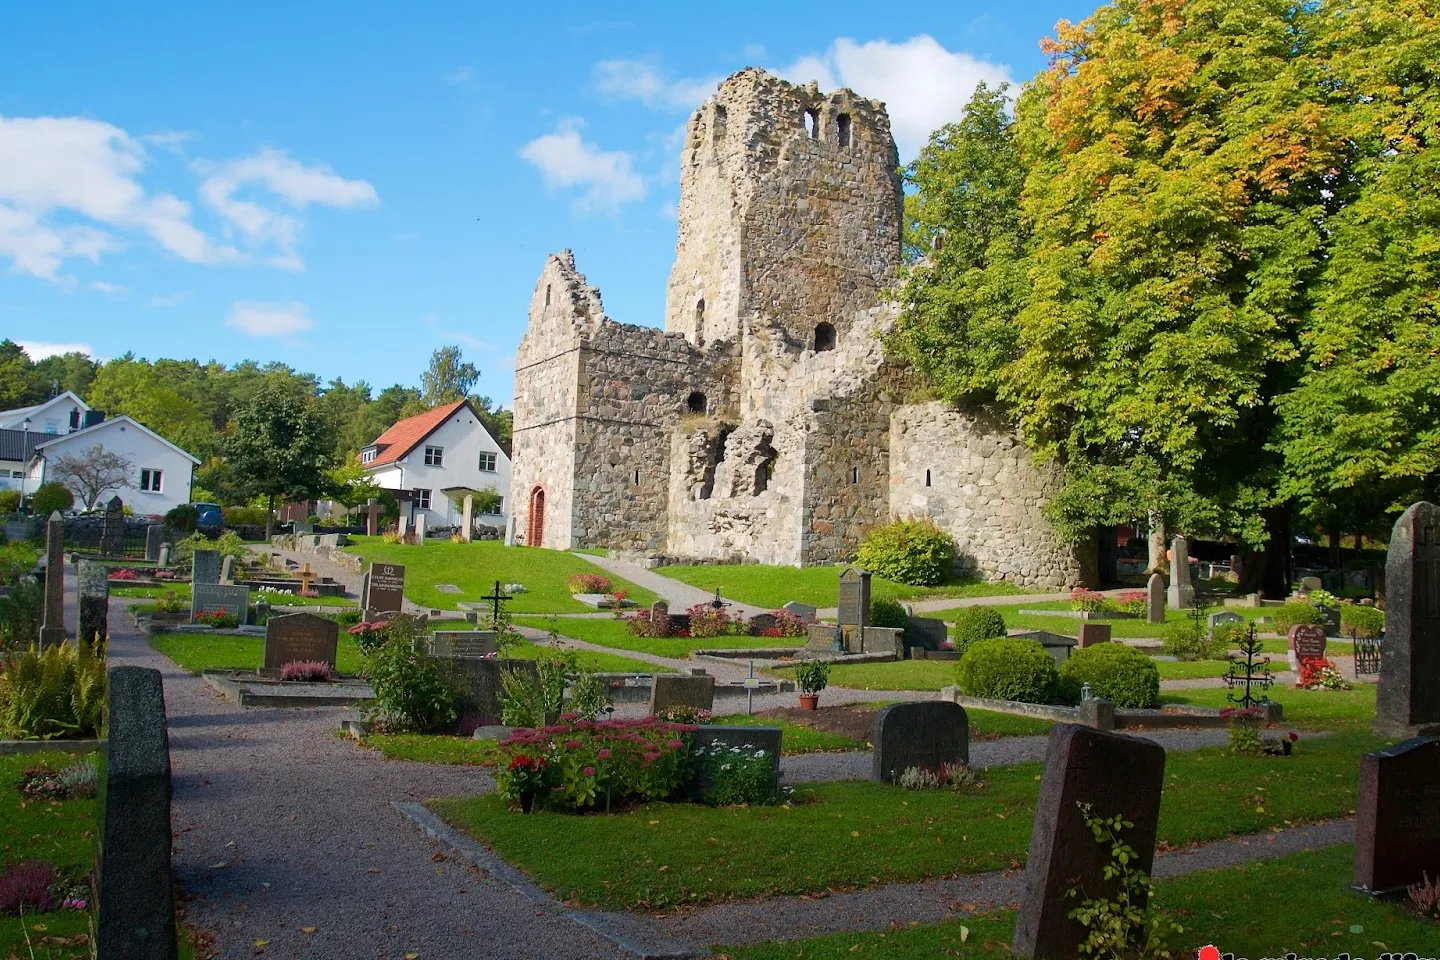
527;487;546;548
714;105;727;142
754;447;778;496
804;108;819;139
925;469;932;488
814;322;837;353
687;391;708;415
837;113;852;148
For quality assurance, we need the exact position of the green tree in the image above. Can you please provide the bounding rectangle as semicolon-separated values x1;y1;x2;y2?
32;352;98;399
0;341;44;409
421;345;480;406
326;454;382;513
226;386;334;538
31;482;74;516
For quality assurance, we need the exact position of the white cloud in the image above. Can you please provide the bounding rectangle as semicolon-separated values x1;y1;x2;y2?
197;148;378;270
225;300;314;337
447;67;473;85
0;115;239;279
89;281;128;294
775;36;1012;159
519;119;646;213
593;60;721;111
150;291;188;307
657;200;677;220
15;340;97;360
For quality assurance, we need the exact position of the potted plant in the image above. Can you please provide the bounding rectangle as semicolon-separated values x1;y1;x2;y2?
794;659;829;711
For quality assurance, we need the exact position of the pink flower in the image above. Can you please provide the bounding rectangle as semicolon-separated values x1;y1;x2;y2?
574;719;592;730
583;766;596;777
665;739;683;750
644;751;660;762
563;740;582;749
597;749;612;760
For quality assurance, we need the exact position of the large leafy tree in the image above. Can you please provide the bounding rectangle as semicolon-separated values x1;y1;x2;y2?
226;386;334;538
421;345;480;406
0;341;45;408
892;0;1436;595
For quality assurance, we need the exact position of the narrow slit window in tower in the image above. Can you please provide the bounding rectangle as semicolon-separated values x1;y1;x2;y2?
925;469;932;487
851;467;859;484
687;391;708;414
805;108;819;139
695;298;706;347
544;284;551;307
814;322;837;352
714;104;727;142
635;469;640;486
837;113;852;148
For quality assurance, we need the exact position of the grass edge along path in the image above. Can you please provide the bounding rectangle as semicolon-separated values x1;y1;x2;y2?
430;729;1381;910
717;844;1440;960
655;564;1034;610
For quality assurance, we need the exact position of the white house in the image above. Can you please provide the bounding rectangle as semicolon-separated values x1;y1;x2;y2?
361;399;511;532
0;391;102;494
25;415;200;517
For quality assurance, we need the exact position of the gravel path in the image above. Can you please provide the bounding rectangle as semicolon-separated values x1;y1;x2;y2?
105;593;627;960
578;553;770;620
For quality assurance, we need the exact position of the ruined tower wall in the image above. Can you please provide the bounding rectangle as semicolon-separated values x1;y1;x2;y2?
889;402;1085;588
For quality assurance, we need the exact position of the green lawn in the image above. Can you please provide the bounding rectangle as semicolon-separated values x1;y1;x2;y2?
363;733;501;766
0;752;96;960
345;537;658;612
150;632;368;674
655;564;1034;610
712;714;867;753
773;658;956;692
432;730;1380;910
113;582;355;607
506;640;675;675
720;845;1440;959
1155;658;1234;680
516;615;799;659
929;601;1269;640
1161;682;1378;731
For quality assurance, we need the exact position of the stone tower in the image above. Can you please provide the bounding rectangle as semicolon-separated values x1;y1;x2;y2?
664;68;903;349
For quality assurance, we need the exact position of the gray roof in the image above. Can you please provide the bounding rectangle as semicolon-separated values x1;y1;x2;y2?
0;429;45;463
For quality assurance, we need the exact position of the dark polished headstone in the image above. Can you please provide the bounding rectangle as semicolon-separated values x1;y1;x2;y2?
872;701;969;783
263;612;339;671
101;495;125;556
648;674;716;715
362;561;406;615
96;666;177;960
448;657;539;723
688;725;782;803
190;549;221;586
1354;737;1440;894
1012;725;1166;960
144;524;164;562
190;582;249;624
1289;623;1327;662
1376;502;1440;737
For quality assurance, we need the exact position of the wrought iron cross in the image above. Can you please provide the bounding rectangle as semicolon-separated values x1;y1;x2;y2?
1224;622;1274;708
483;579;513;622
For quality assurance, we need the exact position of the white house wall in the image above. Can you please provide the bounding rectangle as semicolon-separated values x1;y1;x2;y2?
366;414;511;531
37;422;194;517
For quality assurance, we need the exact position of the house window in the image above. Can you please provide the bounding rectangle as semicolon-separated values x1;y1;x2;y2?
361;449;376;464
484;496;504;515
140;469;163;492
10;470;22;479
414;488;431;510
478;451;497;472
424;445;444;466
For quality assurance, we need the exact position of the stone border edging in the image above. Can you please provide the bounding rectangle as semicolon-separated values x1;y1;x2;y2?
941;687;1282;730
201;670;375;708
396;802;704;959
0;738;101;757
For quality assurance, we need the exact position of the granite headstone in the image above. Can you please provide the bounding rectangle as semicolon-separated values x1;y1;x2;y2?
648;673;716;715
191;549;221;586
1376;502;1440;737
101;495;125;555
872;701;969;783
782;600;818;622
144;524;164;562
1166;535;1195;610
1076;622;1111;648
77;559;109;646
428;631;499;658
263;612;339;671
1146;572;1165;625
363;562;406;615
190;582;249;624
1354;737;1440;894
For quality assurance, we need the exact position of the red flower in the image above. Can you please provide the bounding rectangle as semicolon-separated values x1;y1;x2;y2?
563;740;582;749
597;748;612;760
665;739;683;750
583;766;596;777
1288;732;1299;742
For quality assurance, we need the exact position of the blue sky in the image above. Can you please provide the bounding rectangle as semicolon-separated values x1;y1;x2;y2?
0;1;1085;405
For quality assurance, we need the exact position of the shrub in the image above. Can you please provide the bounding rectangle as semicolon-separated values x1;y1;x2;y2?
1161;620;1224;661
154;591;186;615
0;581;42;653
869;597;909;630
955;637;1057;703
1058;643;1160;708
1112;590;1147;616
694;741;782;806
1272;602;1325;634
164;503;197;532
794;659;830;694
1341;604;1384;638
1223;706;1266;754
222;505;269;526
1213;621;1249;650
56;757;98;798
896;761;976;792
31;482;73;516
950;606;1007;654
567;573;614;594
500;648;610;727
361;615;462;732
0;860;55;914
854;520;956;586
1298;657;1350;691
626;608;671;638
0;490;19;514
0;643;106;739
195;610;240;628
1069;588;1105;612
686;603;739;638
281;660;333;682
764;609;809;637
489;716;694;812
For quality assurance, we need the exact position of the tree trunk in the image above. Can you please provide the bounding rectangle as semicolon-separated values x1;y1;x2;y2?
1237;505;1292;599
1328;529;1341;566
265;493;275;541
1147;511;1166;573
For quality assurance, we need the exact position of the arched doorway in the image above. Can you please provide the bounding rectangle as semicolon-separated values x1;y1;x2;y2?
527;487;545;548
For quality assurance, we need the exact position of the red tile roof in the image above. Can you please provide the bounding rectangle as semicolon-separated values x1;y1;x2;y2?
364;400;468;468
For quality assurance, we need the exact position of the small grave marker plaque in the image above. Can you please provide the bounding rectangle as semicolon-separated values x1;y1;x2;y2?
363;562;406;614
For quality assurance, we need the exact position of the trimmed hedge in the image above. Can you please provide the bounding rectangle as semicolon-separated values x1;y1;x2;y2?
955;637;1057;704
1272;602;1325;634
854;520;956;586
951;606;1007;655
869;597;909;630
1340;604;1384;638
1058;643;1160;708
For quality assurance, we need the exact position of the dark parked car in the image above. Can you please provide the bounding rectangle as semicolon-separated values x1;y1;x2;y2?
193;502;224;537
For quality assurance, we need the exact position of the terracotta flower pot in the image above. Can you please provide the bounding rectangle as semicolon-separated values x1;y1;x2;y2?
798;694;819;711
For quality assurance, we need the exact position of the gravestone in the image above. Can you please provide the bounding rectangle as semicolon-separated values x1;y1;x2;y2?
905;615;949;651
461;494;474;543
1208;610;1244;639
77;559;110;646
190;583;249;624
191;549;221;586
806;622;841;653
156;542;170;569
39;511;66;648
263;612;339;671
449;658;539;723
428;631;498;658
1166;535;1195;610
1012;725;1166;959
748;612;779;634
837;567;871;648
397;514;409;536
648;673;716;715
1146;572;1165;624
1376;502;1440;737
415;513;427;541
872;702;969;783
688;725;783;803
782;600;817;622
1289;624;1328;663
219;554;236;584
101;495;125;555
362;562;406;615
650;599;669;622
1076;622;1111;648
144;524;164;562
96;666;177;960
1353;737;1440;894
504;514;516;547
1011;630;1077;666
1299;575;1323;594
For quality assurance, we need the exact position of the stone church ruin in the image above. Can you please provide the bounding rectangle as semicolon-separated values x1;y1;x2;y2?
510;68;1089;589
